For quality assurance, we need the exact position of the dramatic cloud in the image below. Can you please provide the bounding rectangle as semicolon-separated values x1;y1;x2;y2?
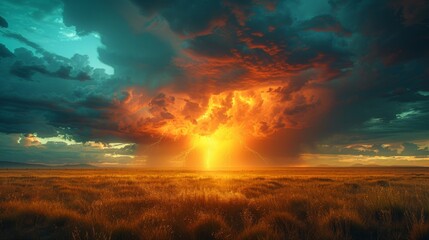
0;16;8;28
0;0;428;167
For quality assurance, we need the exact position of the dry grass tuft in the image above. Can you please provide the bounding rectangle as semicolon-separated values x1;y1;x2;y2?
286;197;310;220
410;223;429;240
321;210;370;240
263;212;304;240
110;224;140;240
189;213;230;240
237;222;282;240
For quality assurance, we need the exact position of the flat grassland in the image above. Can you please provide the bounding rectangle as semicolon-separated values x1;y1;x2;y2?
1;168;429;240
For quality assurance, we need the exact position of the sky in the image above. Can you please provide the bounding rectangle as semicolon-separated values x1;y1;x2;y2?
0;0;428;168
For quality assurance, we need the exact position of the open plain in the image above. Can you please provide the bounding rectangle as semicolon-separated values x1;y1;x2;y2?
1;168;429;240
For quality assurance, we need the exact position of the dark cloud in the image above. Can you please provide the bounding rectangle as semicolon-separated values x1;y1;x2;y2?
0;93;123;143
300;14;351;36
132;0;228;36
336;0;429;65
0;40;122;143
0;43;13;58
61;0;178;88
2;32;78;71
149;93;176;120
10;63;91;81
10;62;49;79
2;32;46;53
1;30;94;81
0;16;8;28
2;0;62;20
289;0;429;147
130;0;278;37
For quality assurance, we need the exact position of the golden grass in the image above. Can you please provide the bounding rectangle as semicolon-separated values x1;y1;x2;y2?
0;167;429;239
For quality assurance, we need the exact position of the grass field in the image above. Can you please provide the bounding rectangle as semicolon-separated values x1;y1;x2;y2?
1;168;429;240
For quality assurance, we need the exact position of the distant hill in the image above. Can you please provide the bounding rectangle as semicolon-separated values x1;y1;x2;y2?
314;163;427;168
314;163;382;167
350;163;382;167
0;161;97;169
315;164;334;167
350;163;426;168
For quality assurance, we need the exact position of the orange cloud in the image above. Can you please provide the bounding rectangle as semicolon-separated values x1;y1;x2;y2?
109;84;332;168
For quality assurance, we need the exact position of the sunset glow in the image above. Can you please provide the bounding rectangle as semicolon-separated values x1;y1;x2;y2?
189;126;238;169
112;86;328;167
0;0;428;167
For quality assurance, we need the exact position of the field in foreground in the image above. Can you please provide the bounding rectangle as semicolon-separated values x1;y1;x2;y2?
1;168;429;240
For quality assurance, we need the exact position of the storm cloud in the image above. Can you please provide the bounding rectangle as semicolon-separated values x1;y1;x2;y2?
0;0;428;166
